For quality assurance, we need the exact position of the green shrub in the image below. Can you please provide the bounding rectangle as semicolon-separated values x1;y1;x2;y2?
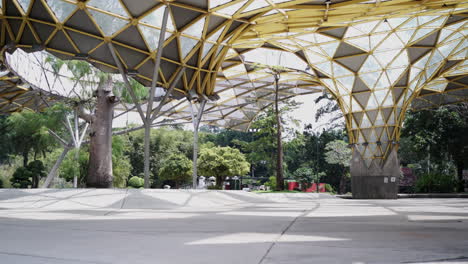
207;185;221;190
293;167;313;191
10;167;32;188
325;184;335;194
27;160;46;188
415;173;458;193
264;176;276;190
128;176;144;188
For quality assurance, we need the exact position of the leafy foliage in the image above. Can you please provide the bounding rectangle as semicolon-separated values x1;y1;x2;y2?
27;160;47;188
110;135;132;187
293;167;325;191
5;104;68;166
10;166;32;188
10;160;47;188
400;104;468;191
324;139;351;194
56;135;131;187
324;140;351;167
264;176;277;190
293;167;313;191
114;78;148;103
285;128;348;191
415;173;458;193
128;176;144;188
126;128;193;187
0;116;14;164
59;148;89;186
314;92;343;128
324;184;335;194
159;153;192;188
198;146;250;188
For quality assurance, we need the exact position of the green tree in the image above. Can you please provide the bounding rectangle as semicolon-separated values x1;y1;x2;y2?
284;133;306;178
250;63;303;190
8;158;48;189
198;146;250;188
201;129;252;149
293;167;326;192
293;167;313;191
324;139;351;194
400;104;468;191
159;153;192;188
284;127;347;191
58;135;131;188
27;160;47;188
111;135;132;188
45;57;146;188
59;148;89;186
0;116;14;164
126;128;193;187
6;104;67;167
231;101;299;182
264;176;277;190
10;166;32;188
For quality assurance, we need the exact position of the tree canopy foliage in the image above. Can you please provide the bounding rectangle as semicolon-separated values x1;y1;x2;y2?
400;104;468;191
1;104;67;167
159;153;192;188
198;146;250;188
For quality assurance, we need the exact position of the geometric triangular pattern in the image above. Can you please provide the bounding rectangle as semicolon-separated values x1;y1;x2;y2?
0;0;467;168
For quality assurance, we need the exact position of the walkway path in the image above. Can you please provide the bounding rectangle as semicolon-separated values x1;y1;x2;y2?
0;189;467;263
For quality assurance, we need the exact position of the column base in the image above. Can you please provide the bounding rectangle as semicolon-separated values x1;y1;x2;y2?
351;176;398;199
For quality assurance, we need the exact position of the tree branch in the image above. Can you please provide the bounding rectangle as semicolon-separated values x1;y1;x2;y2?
76;104;94;123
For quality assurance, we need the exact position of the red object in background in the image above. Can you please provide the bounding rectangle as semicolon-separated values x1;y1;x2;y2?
288;182;299;190
288;182;325;192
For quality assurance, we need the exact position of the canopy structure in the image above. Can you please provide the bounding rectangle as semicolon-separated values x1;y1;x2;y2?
0;0;467;198
4;48;322;130
0;48;61;113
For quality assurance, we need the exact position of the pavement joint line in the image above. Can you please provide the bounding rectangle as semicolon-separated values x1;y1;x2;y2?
0;250;111;264
363;200;412;222
119;188;129;209
35;189;95;209
0;220;247;237
258;201;321;264
402;256;468;263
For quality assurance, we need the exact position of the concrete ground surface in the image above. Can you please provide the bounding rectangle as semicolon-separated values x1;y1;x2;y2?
0;189;467;264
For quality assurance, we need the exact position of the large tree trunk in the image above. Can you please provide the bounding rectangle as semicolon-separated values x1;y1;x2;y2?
86;77;118;188
216;176;224;189
274;74;284;191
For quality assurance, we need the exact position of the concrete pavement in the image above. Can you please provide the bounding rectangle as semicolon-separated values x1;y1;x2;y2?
0;189;467;264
